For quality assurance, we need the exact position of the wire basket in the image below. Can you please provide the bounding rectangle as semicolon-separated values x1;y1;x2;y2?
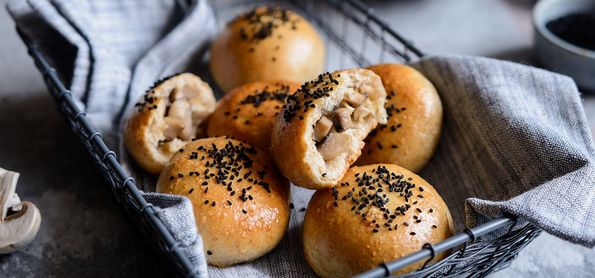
15;0;541;277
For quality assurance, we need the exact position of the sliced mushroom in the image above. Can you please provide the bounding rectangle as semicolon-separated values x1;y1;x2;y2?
334;107;354;131
345;92;365;107
163;117;185;140
318;132;353;161
314;116;333;142
167;99;193;140
0;168;41;254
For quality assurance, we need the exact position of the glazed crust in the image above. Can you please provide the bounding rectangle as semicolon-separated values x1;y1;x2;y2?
358;64;443;173
209;6;325;93
271;69;387;189
125;73;216;174
303;164;454;278
156;137;290;267
207;80;301;150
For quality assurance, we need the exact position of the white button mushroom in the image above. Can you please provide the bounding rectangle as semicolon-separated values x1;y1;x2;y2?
0;168;41;254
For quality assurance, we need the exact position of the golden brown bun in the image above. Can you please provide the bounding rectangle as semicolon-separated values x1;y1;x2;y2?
156;137;290;267
271;69;387;190
125;73;216;174
209;6;325;93
358;64;443;173
303;164;454;278
207;80;301;150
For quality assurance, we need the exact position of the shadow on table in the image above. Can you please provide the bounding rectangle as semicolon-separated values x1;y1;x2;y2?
0;93;163;277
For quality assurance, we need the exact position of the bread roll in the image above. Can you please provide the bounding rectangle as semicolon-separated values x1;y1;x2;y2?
156;137;290;267
271;69;387;189
207;80;301;150
303;164;454;277
209;6;325;92
358;64;443;173
125;73;216;174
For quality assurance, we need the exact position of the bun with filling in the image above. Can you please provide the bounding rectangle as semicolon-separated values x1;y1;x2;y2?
271;69;387;189
125;73;216;174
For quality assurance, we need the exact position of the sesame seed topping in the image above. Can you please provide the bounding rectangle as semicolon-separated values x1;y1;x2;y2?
233;6;298;43
282;72;339;122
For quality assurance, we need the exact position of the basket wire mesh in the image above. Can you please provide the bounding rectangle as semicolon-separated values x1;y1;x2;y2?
15;0;541;277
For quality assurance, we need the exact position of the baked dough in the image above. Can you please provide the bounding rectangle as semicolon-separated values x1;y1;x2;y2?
209;6;325;92
358;64;443;172
207;80;300;150
156;137;290;267
303;164;454;277
271;69;387;189
125;73;216;174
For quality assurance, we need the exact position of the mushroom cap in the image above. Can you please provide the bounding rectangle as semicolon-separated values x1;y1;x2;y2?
0;201;42;254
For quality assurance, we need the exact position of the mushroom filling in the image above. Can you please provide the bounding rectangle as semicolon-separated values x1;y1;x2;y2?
314;92;375;161
161;85;210;142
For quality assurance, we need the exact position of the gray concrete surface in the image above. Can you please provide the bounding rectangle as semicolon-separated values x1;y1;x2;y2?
0;0;594;277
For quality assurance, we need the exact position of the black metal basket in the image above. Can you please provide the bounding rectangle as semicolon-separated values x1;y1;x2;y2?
15;0;541;277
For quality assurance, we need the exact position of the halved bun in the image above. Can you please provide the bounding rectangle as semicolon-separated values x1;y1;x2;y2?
125;73;216;174
271;69;387;189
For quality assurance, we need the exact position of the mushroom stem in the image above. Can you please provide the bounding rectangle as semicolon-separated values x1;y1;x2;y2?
0;168;19;223
0;168;41;254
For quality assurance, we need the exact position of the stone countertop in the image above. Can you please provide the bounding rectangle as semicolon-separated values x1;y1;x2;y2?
0;0;593;277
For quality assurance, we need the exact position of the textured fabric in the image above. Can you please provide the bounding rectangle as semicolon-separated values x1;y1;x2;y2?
143;192;209;277
413;55;595;247
8;0;595;276
7;0;216;276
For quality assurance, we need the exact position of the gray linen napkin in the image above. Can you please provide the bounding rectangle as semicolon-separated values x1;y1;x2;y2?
8;0;595;277
7;0;217;276
413;55;595;247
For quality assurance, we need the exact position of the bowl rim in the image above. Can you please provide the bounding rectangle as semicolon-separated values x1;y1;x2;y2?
533;0;595;59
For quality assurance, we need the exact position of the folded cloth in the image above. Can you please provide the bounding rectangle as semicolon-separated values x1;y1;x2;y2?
8;0;595;277
413;55;595;247
7;0;216;276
